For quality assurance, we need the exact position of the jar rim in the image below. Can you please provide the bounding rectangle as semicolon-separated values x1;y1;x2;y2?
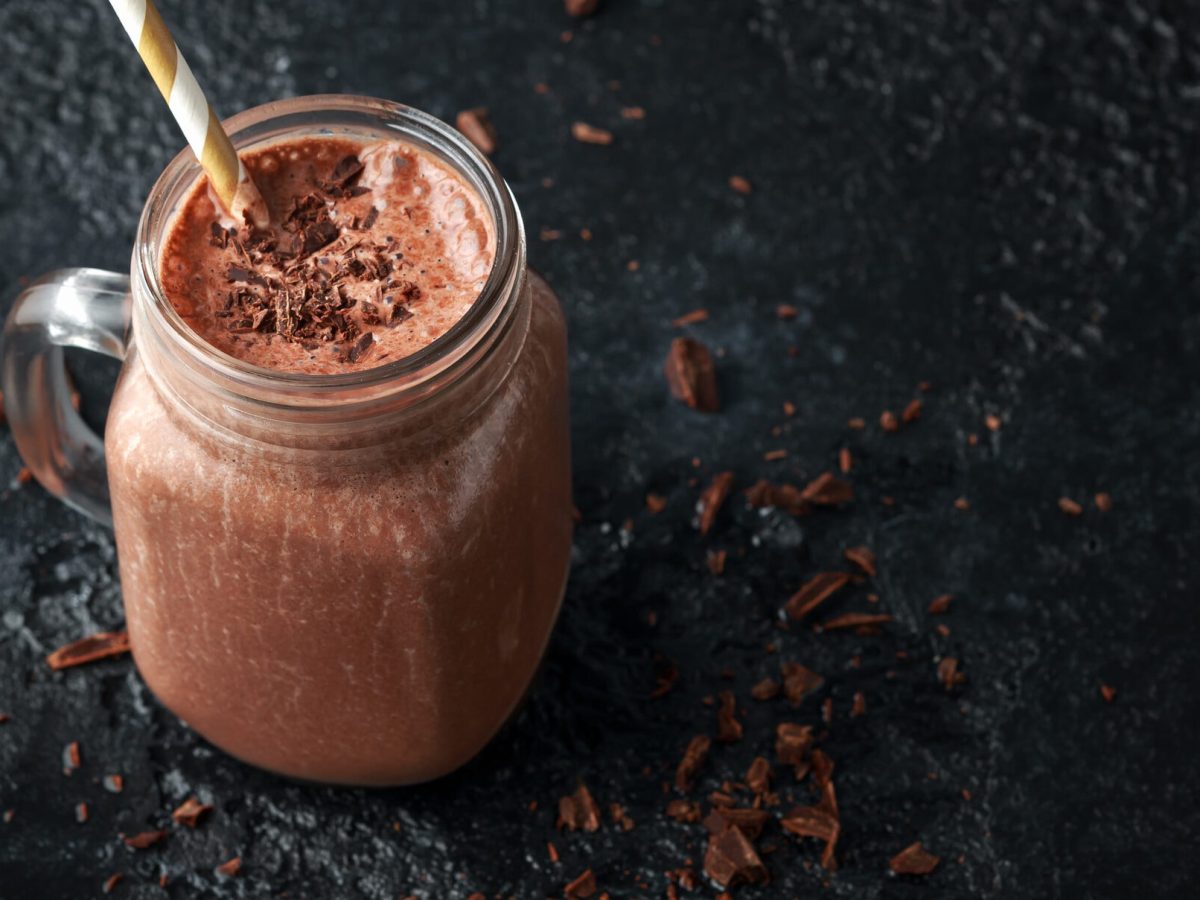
132;95;524;406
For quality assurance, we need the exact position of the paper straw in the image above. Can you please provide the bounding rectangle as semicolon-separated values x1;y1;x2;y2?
108;0;268;227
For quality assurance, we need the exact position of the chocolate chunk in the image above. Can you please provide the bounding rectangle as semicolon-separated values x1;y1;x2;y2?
456;107;499;156
557;784;602;832
697;471;734;535
564;0;601;17
664;337;719;412
750;677;780;701
46;630;130;670
674;735;712;791
300;218;339;256
784;572;851;620
890;841;940;875
123;830;167;850
327;154;365;189
571;122;614;145
564;868;597;899
715;691;742;743
774;723;813;776
781;662;824;706
703;807;770;840
345;332;375;364
703;825;768;888
843;545;876;576
171;797;213;828
780;805;839;843
745;757;771;794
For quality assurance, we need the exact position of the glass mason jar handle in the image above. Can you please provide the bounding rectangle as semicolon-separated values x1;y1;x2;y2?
2;268;131;526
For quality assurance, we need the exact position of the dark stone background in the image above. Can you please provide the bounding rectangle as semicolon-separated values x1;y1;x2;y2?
2;0;1198;897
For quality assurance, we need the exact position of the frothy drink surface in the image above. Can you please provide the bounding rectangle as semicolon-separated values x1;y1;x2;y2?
162;136;495;373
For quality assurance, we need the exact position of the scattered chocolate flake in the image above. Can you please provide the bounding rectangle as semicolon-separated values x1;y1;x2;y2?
547;841;559;862
843;545;876;577
456;107;498;155
902;399;922;424
579;227;593;240
1058;496;1083;516
215;856;242;877
704;825;769;889
968;433;980;446
937;657;966;691
850;691;867;717
746;757;772;794
763;449;787;461
780;805;839;843
669;309;710;328
650;659;679;699
928;594;953;615
1100;684;1117;703
646;492;668;513
539;228;562;242
697;471;734;536
626;259;640;271
609;802;634;831
781;662;824;706
935;623;951;637
800;471;854;506
620;106;646;120
774;723;813;776
745;480;810;516
564;0;600;17
63;741;81;775
810;749;835;791
784;572;851;621
564;868;598;899
15;467;33;485
172;797;213;828
664;337;719;412
729;175;753;195
775;303;798;320
101;873;123;894
715;691;743;743
103;774;123;793
558;783;602;832
750;678;781;701
847;417;866;430
985;413;1002;431
704;807;770;840
0;388;6;426
675;735;712;791
1094;492;1113;512
890;841;940;875
838;447;852;474
706;548;727;575
123;830;167;850
782;401;796;417
75;802;88;823
817;612;893;633
953;497;970;511
880;410;899;432
46;630;130;670
572;122;614;145
666;799;701;823
821;697;834;724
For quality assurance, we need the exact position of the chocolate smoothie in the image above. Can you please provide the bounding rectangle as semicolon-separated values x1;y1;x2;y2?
105;125;572;784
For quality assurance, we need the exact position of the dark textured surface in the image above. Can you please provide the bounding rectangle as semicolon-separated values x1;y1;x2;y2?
2;0;1199;897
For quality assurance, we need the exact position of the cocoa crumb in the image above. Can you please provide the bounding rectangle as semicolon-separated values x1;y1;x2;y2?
122;830;167;850
847;417;866;430
890;841;940;876
985;413;1002;431
928;594;953;615
843;545;876;577
880;410;899;432
937;657;965;691
706;549;727;575
171;797;213;828
645;493;668;513
620;106;646;120
650;659;679;699
838;447;852;473
101;873;123;894
666;799;701;823
901;399;922;424
571;122;614;145
775;303;798;320
850;692;866;717
729;175;753;195
1058;496;1083;516
547;841;559;862
609;803;634;831
671;308;709;327
564;0;600;17
817;612;893;633
539;228;562;241
783;401;796;417
953;497;970;511
703;807;770;840
1100;684;1117;703
1094;492;1113;512
774;723;813;776
750;678;780;701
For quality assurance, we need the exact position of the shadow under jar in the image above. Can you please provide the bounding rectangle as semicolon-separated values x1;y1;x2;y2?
2;96;573;785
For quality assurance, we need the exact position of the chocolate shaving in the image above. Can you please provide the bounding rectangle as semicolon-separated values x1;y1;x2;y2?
215;856;242;877
46;630;130;670
557;784;602;832
703;825;768;888
671;308;709;327
784;572;850;620
843;545;876;577
675;735;712;791
665;337;719;412
703;807;770;840
123;830;167;850
697;471;734;535
1058;496;1083;516
571;122;614;145
564;868;598;899
890;841;940;875
745;757;772;795
799;471;854;506
715;691;743;743
750;678;780;701
774;723;813;776
781;662;824;706
938;657;966;691
172;797;213;828
665;799;701;823
817;612;893;632
456;108;498;156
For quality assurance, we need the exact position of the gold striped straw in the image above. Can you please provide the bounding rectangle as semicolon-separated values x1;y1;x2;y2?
108;0;269;228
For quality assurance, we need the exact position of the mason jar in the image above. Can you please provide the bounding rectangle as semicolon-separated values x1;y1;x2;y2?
1;96;573;785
